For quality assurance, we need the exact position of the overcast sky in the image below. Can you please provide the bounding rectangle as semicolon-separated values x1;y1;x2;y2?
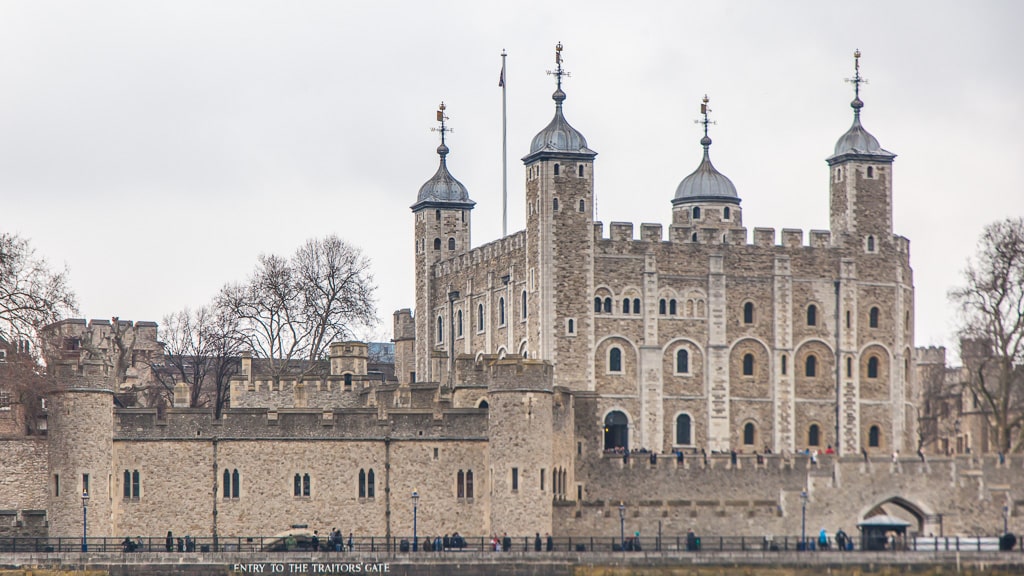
2;1;1022;357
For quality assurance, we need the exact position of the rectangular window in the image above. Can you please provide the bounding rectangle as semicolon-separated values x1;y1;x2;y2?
0;389;10;411
577;485;582;501
54;474;60;497
540;469;545;491
577;442;582;455
511;467;519;492
132;470;140;499
433;447;439;460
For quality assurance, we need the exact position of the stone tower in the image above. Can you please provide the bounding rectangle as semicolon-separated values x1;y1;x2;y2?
393;308;415;386
411;103;475;384
671;95;743;240
521;43;597;390
43;319;116;539
486;359;554;536
827;50;896;250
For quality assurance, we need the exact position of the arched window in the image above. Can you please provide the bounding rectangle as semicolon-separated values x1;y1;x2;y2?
869;307;880;328
676;414;692;445
808;424;820;447
807;304;817;326
433;238;441;251
781;354;788;375
457;470;465;498
478;303;485;332
633;298;640;314
594;297;602;313
692;206;701;219
659;299;666;315
743;422;756;446
358;469;366;498
676;349;689;374
553;198;559;211
567;319;575;334
743;302;755;324
553;163;560;176
846;357;852;377
222;469;231;499
867;356;879;378
123;470;131;499
867;235;875;252
367;470;375;498
578;165;584;177
691;232;698;242
579;199;585;212
232;469;240;499
435;209;441;221
846;310;851;328
724;206;731;220
603;297;612;313
499;297;505;325
448;237;455;251
669;300;677;315
608;348;622;373
456;310;463;336
466;470;474;498
437;316;443;342
805;355;817;377
604;411;629;451
522;291;527;319
622;299;630;314
743;353;754;376
478;400;489;409
303;473;311;497
867;166;874;178
294;474;302;497
868;425;881;448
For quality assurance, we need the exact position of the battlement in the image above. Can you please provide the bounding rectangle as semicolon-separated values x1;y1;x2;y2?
915;346;947;366
593;221;836;251
230;373;387;409
113;405;489;440
434;230;527;278
452;354;553;392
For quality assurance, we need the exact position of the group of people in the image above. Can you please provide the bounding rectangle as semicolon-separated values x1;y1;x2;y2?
419;532;466;551
160;531;195;552
323;529;354;552
816;527;851;551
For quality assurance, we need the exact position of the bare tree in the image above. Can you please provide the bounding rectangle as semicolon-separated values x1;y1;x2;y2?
151;306;242;418
950;217;1024;452
0;232;77;346
218;235;376;384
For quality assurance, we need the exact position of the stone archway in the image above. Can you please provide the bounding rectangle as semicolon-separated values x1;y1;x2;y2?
861;496;932;535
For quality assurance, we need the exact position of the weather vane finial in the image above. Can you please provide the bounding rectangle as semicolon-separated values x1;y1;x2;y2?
546;41;570;92
845;49;868;115
431;101;453;148
694;94;717;148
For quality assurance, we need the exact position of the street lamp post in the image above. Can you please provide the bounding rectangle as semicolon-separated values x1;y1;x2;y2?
81;491;90;552
411;490;419;552
800;490;808;551
618;501;625;552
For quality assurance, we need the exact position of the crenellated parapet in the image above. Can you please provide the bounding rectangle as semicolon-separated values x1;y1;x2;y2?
434;230;527;278
592;220;841;252
41;318;161;391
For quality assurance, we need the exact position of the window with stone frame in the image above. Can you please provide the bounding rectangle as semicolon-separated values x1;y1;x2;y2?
498;297;506;326
743;422;756;446
608;347;623;373
869;306;880;328
675;414;692;445
867;356;880;378
868;425;881;448
743;301;755;324
808;424;820;447
675;349;689;374
805;354;817;377
742;353;755;376
807;304;817;326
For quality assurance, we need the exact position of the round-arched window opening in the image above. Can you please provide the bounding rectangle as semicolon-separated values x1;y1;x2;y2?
604;411;629;451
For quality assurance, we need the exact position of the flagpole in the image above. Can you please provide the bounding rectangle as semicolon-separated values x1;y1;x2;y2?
501;49;508;238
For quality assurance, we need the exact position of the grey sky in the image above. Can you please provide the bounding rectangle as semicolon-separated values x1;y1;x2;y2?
2;1;1022;355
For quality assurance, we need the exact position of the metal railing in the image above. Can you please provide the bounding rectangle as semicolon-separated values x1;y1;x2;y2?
0;534;1018;554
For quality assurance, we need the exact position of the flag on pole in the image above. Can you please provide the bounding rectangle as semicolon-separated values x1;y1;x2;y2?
498;63;505;87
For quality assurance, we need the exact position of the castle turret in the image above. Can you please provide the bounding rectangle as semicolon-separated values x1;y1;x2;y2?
521;43;596;389
827;50;896;250
411;103;475;383
671;95;743;240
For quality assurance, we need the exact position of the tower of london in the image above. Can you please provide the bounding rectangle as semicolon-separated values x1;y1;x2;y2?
1;47;1020;544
